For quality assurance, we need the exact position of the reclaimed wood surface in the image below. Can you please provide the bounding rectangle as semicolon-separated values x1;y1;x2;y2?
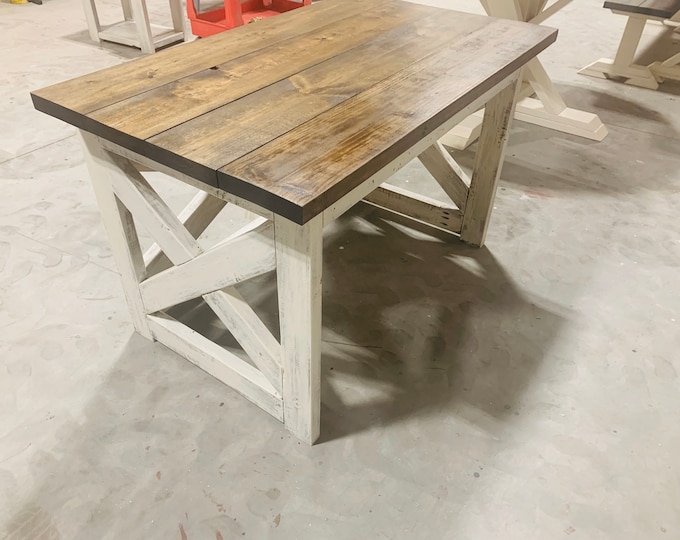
32;0;556;224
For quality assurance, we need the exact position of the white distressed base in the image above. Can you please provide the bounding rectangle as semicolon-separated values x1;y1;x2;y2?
579;12;680;89
514;97;609;140
76;71;522;444
578;58;660;89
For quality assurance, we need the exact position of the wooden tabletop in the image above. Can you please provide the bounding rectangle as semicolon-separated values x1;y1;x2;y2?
32;0;556;224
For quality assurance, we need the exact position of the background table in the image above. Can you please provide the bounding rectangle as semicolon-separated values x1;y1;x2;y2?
32;0;555;444
441;0;608;149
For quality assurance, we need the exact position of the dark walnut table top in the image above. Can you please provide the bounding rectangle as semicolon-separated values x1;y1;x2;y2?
32;0;556;224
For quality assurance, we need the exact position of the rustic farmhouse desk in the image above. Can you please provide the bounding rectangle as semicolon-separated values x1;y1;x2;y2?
32;0;555;444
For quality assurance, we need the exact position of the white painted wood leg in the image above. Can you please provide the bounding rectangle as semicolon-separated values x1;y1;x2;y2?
417;141;470;211
649;51;680;81
443;0;607;147
122;0;133;21
460;80;519;247
275;214;323;445
579;15;660;89
79;131;152;338
130;0;155;54
169;0;185;35
81;0;102;44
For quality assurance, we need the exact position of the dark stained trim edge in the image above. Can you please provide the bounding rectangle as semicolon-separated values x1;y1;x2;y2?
217;27;557;225
30;92;219;188
31;24;556;227
603;0;679;18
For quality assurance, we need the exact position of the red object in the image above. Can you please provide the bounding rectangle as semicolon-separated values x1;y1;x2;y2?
187;0;311;37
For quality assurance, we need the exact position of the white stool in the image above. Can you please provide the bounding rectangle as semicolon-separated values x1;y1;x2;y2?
82;0;187;54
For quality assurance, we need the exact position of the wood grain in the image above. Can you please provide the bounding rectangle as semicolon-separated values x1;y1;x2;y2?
220;19;556;223
33;0;556;224
147;11;491;177
31;0;388;114
89;0;434;139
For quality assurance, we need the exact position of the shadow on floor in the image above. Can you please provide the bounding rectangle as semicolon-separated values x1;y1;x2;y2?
315;206;567;441
0;202;570;538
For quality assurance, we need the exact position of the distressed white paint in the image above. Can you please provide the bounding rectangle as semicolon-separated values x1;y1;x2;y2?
144;190;227;276
81;0;102;43
322;71;519;226
363;184;463;234
204;289;283;393
417;141;470;211
275;214;323;445
460;79;520;247
148;313;283;420
140;220;275;313
82;0;185;53
109;165;202;265
80;131;151;338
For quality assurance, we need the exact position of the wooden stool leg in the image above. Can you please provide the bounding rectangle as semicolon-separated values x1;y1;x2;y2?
81;0;102;44
275;214;323;445
460;78;520;247
80;131;152;339
129;0;155;54
121;0;133;21
168;0;185;35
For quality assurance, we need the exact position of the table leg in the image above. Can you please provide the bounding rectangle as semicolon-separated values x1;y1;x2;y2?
275;214;323;445
460;79;519;247
80;131;290;432
80;131;152;338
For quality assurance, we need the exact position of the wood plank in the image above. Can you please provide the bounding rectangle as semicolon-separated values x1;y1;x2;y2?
144;190;227;276
148;11;491;175
88;1;436;139
95;137;274;218
148;313;283;420
417;142;470;211
320;75;517;226
363;184;463;234
460;78;520;246
80;131;151;338
275;214;323;445
220;21;556;224
604;0;680;18
204;289;282;393
109;165;202;265
140;220;275;313
31;0;391;115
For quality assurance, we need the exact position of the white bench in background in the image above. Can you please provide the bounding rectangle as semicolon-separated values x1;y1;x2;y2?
579;0;680;89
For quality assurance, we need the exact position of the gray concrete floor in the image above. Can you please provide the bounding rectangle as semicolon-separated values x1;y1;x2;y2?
1;0;679;538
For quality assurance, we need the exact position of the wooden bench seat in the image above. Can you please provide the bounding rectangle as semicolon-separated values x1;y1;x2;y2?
579;0;680;89
604;0;680;19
